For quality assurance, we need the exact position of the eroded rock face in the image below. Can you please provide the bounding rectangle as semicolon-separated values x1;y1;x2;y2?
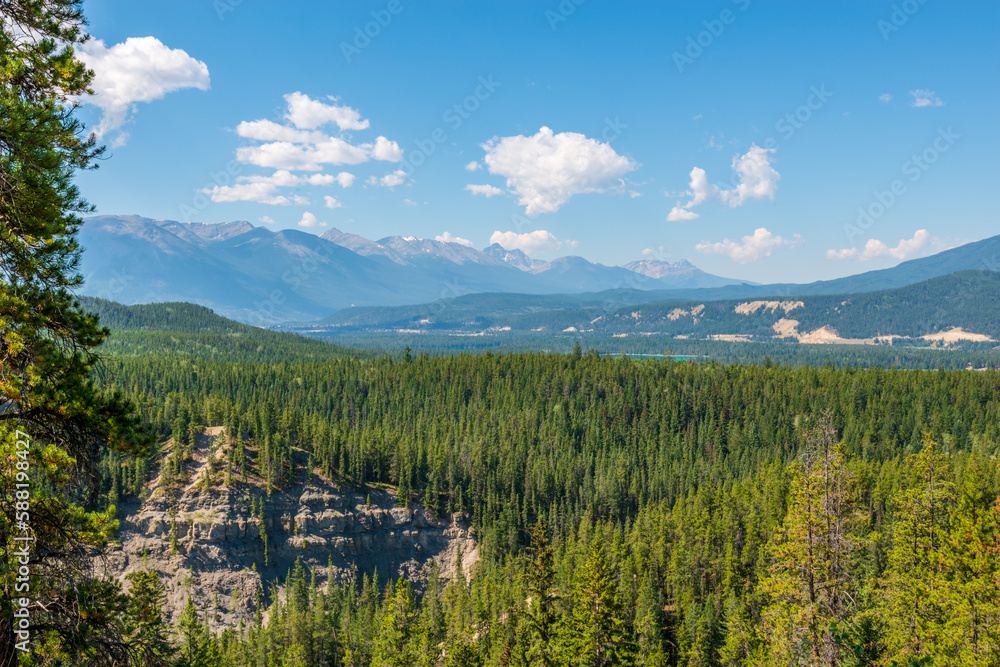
104;479;478;629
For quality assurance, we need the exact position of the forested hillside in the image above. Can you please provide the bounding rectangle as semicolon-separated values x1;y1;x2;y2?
92;342;1000;665
81;297;366;364
312;270;1000;343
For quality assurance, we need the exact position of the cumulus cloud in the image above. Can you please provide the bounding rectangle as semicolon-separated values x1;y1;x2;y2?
668;145;780;220
324;196;343;209
667;206;700;222
910;89;944;108
236;119;324;144
435;232;474;247
465;161;482;172
695;227;802;263
367;170;407;189
259;216;276;225
235;136;371;171
489;229;564;255
481;126;637;215
297;212;326;228
284;92;369;130
371;136;403;161
77;36;210;146
199;183;308;206
879;93;893;103
231;93;400;181
199;170;341;205
465;184;504;198
826;229;934;261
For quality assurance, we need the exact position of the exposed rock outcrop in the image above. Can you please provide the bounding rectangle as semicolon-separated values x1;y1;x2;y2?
102;429;478;629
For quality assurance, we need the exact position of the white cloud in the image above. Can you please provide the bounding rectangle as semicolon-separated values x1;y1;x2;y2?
371;136;403;161
879;93;893;103
297;212;326;228
236;137;371;171
241;171;335;187
695;227;802;263
910;89;944;108
465;184;504;198
667;206;699;222
367;170;407;189
235;141;322;171
199;182;308;206
481;126;637;215
236;119;324;144
312;137;372;165
199;170;340;204
669;145;780;219
435;232;474;247
284;92;369;130
259;216;276;225
324;196;344;209
716;145;780;205
826;229;934;261
231;95;398;178
77;36;210;146
465;161;482;172
489;229;564;255
629;190;643;198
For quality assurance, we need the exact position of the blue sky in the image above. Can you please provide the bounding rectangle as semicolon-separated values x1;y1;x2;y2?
75;0;999;283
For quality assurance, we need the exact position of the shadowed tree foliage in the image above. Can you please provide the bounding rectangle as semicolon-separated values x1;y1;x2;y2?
1;0;151;663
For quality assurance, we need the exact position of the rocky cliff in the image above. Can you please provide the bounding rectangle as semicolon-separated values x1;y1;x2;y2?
102;427;478;628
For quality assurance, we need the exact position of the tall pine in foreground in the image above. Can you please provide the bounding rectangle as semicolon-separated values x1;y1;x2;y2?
517;520;557;667
554;537;636;667
0;1;151;663
760;415;858;667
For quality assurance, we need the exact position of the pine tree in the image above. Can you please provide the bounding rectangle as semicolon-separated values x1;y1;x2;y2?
372;578;417;667
0;1;151;662
759;415;857;666
123;570;174;666
520;519;557;667
882;440;1000;664
177;596;209;667
554;537;636;666
939;468;1000;664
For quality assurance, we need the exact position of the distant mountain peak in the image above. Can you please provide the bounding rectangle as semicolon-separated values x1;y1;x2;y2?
320;227;407;264
173;220;256;243
482;243;540;271
623;258;701;279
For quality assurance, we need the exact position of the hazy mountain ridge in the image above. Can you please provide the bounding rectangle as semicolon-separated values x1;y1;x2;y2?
309;271;1000;346
78;215;740;323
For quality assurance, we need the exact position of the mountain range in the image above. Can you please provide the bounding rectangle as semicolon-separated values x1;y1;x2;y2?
78;215;1000;328
77;215;741;323
307;271;1000;350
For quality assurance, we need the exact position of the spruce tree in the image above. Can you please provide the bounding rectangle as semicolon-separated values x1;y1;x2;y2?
554;537;636;666
521;519;557;667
